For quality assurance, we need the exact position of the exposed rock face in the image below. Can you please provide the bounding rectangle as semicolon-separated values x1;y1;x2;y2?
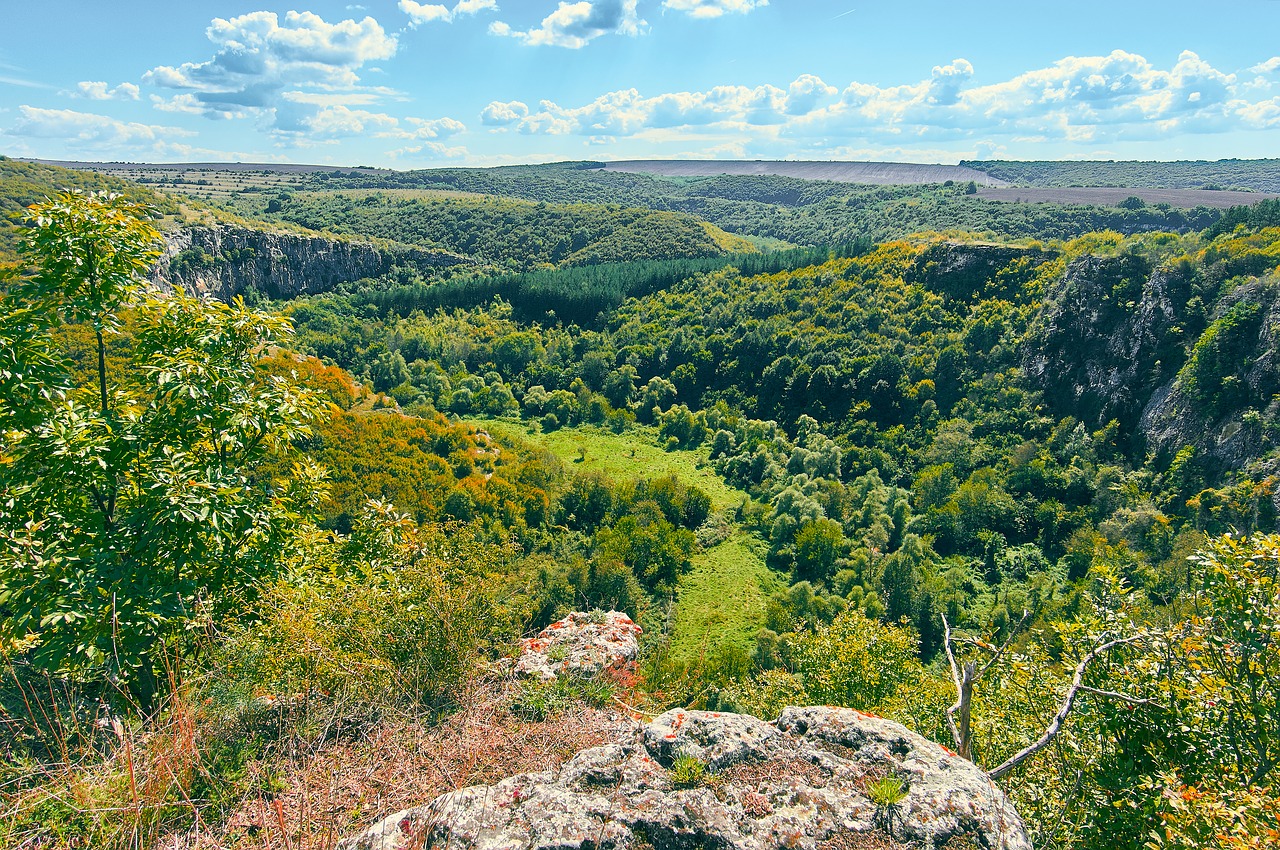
1022;253;1188;433
1139;277;1280;470
507;611;642;681
339;707;1032;850
1024;251;1280;476
151;224;466;300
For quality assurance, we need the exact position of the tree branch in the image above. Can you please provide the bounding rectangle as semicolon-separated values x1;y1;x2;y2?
987;633;1144;780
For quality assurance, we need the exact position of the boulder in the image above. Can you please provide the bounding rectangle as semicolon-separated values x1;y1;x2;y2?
339;706;1032;850
507;611;642;681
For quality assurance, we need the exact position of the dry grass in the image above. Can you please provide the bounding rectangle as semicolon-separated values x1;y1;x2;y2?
2;678;631;850
187;682;626;850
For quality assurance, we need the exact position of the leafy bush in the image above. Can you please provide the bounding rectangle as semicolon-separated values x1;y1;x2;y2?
0;192;323;699
209;505;510;715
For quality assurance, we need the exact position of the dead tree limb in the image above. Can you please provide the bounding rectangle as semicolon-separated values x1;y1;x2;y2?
986;633;1144;780
942;611;1027;760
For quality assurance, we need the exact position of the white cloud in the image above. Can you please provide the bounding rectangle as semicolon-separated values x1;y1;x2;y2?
1250;56;1280;75
490;0;646;48
387;140;468;160
304;105;399;138
480;99;530;126
398;115;467;138
400;1;451;24
512;74;832;135
142;10;396;126
73;81;141;101
5;105;195;152
663;0;767;18
502;52;1280;155
785;74;837;115
400;0;496;26
282;89;400;106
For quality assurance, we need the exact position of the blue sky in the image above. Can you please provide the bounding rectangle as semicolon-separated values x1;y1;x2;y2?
3;0;1279;167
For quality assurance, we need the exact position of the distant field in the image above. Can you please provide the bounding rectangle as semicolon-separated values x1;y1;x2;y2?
976;186;1277;209
22;159;386;202
966;158;1280;193
27;159;384;175
600;159;1007;186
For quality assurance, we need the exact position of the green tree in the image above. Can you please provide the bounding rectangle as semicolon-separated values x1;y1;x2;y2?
0;192;323;698
793;517;844;582
594;500;695;592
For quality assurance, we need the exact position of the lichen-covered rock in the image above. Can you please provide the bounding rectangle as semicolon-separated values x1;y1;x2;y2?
507;611;642;681
338;707;1032;850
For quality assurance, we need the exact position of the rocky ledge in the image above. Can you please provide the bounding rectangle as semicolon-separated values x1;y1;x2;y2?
505;610;643;681
339;706;1031;850
152;223;467;301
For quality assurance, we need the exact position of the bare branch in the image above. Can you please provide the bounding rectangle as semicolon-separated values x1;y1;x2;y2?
942;614;981;759
942;614;966;755
941;614;962;692
987;633;1144;780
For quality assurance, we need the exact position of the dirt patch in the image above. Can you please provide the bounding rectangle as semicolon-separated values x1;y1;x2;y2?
976;186;1277;209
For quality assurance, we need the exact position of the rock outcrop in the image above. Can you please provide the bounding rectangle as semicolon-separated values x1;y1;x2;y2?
1022;253;1186;433
151;223;467;300
1139;276;1280;469
339;706;1031;850
1024;251;1280;476
506;611;642;681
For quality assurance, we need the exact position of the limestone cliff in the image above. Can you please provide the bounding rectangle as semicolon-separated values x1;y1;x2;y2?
1023;251;1279;473
151;223;468;301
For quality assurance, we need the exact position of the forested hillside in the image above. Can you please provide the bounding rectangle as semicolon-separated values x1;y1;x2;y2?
0;157;179;262
3;163;1279;850
284;162;1229;246
262;191;751;270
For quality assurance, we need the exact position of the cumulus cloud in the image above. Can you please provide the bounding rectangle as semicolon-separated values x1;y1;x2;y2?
785;74;837;115
794;50;1277;143
73;81;141;101
509;74;834;136
663;0;767;18
302;105;400;138
387;140;468;160
1250;56;1280;75
142;10;396;127
399;0;496;26
480;100;530;125
490;0;646;48
5;105;194;150
501;51;1280;157
399;115;467;138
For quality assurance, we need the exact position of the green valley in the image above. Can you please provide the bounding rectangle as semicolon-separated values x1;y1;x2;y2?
3;157;1279;850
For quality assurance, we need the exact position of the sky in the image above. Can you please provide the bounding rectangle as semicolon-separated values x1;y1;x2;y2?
2;0;1279;168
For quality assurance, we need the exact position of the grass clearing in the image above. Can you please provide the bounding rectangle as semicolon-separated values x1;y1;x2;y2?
471;419;747;510
668;534;781;666
468;419;780;668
